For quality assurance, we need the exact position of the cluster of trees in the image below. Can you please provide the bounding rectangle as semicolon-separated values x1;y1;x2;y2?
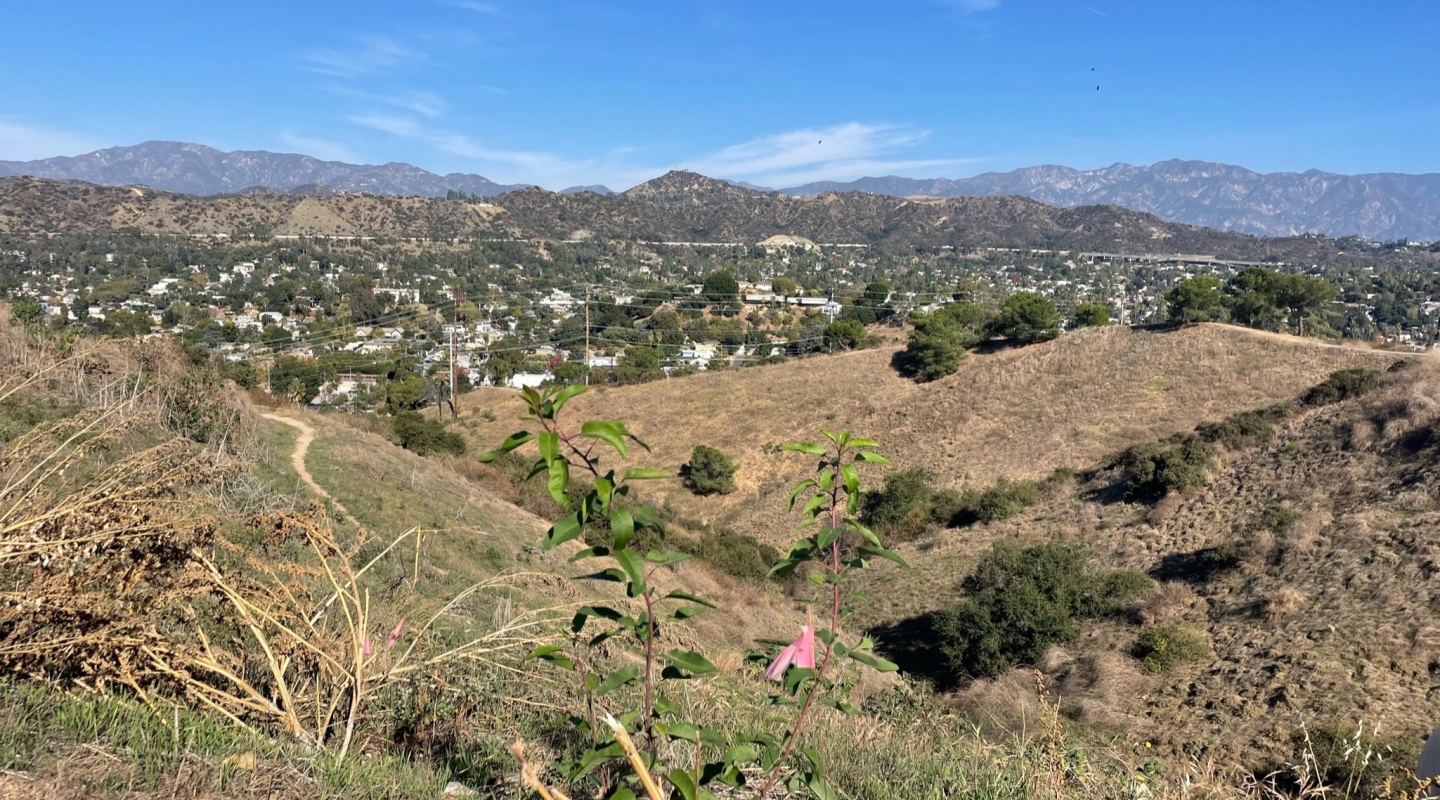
1166;268;1340;336
899;292;1067;381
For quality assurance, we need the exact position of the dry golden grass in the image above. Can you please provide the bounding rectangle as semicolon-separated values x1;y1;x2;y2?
460;324;1397;546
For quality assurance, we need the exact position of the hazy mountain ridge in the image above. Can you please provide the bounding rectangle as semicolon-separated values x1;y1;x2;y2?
781;160;1440;242
5;172;1435;272
0;141;531;198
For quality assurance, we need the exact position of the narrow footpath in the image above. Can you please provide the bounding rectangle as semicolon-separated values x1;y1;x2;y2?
261;413;353;521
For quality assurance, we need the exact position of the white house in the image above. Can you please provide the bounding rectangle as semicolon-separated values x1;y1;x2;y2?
507;372;551;389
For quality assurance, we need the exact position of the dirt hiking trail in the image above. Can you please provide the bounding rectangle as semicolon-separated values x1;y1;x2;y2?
262;413;353;521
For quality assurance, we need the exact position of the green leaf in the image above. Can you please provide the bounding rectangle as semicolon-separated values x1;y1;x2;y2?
654;694;681;716
595;475;614;508
551;383;588;412
820;428;840;444
631;504;665;533
856;544;909;568
607;789;635;800
583;672;600;693
478;430;534;462
673;605;707;620
666;649;717;678
574;741;625;780
595;664;639;696
784;667;816;694
668;769;699;800
544;513;583;549
723;744;761;766
807;572;825;586
580;420;628;458
849;437;879;448
572;605;622;632
799;494;826;520
645;550;692;566
524;457;548;481
787;479;817;510
854;450;893;464
569;546;610;563
663;589;716;608
840;464;860;500
816;526;840;549
611;505;635;550
848;649;899;672
767;559;799;578
525;645;574;670
781;442;825;456
614;548;647;596
622;467;668;481
537;431;560;464
849;521;881;546
548;458;571;506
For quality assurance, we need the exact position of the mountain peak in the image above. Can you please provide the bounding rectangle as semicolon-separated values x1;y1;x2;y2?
624;170;760;202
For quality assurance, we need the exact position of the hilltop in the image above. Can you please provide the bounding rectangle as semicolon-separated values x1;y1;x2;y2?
459;324;1403;543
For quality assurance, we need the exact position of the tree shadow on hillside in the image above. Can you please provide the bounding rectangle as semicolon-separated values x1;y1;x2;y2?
868;612;963;692
1149;546;1240;585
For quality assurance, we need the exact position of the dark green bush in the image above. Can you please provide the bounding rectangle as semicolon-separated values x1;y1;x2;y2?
683;529;779;582
935;539;1154;679
1195;403;1290;450
683;444;737;495
928;488;969;527
1255;505;1303;536
1301;368;1383;407
392;411;467;457
1132;623;1209;673
972;478;1041;524
863;467;936;541
1110;434;1217;503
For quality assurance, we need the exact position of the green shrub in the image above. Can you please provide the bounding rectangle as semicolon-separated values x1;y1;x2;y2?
1133;623;1209;673
1195;403;1290;450
1110;434;1217;503
683;529;779;582
993;292;1061;344
972;478;1041;524
1301;368;1383;407
863;467;936;540
391;411;467;456
1256;505;1303;536
1071;303;1111;328
935;540;1154;679
932;479;1042;528
683;444;737;495
161;370;241;445
900;303;987;381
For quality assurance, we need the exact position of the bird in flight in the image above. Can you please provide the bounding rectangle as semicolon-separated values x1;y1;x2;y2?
1096;85;1101;90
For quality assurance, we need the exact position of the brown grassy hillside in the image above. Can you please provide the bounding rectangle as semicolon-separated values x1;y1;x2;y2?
849;358;1439;766
460;324;1400;546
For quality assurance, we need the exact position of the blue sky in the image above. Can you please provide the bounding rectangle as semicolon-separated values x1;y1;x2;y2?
1;0;1436;188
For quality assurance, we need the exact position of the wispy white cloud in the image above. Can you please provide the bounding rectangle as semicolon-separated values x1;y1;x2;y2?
322;85;451;118
447;0;502;14
349;114;422;137
278;131;360;163
1076;2;1107;16
305;35;420;78
0;118;103;161
688;122;976;188
344;114;978;189
939;0;1000;13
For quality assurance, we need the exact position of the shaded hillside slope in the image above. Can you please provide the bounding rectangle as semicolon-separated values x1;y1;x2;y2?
460;325;1399;546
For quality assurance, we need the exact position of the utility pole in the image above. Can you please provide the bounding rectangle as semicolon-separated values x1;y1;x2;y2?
451;288;463;418
583;284;591;386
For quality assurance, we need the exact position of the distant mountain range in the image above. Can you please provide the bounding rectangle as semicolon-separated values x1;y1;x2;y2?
0;142;1435;241
778;162;1440;242
0;141;532;198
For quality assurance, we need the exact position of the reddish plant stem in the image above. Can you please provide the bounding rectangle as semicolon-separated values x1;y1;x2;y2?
642;585;657;748
763;466;846;793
